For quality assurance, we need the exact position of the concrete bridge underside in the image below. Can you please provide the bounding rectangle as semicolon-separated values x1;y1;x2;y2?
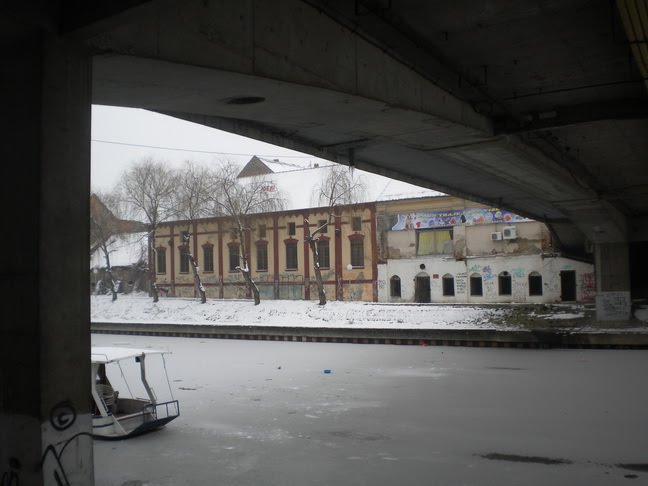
2;0;647;483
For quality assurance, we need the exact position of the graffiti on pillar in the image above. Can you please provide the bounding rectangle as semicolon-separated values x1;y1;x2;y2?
581;272;595;302
1;457;21;486
596;291;630;320
482;265;494;281
41;400;92;486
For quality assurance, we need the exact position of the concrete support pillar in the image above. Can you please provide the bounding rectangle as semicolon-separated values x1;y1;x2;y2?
0;33;93;484
595;243;632;321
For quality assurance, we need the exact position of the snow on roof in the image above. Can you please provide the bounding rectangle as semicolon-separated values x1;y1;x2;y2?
91;346;169;364
90;232;148;269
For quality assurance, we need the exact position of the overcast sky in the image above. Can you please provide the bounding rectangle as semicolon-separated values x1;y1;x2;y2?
91;105;330;192
91;105;441;203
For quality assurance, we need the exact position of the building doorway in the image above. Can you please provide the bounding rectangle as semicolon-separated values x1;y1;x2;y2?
560;270;577;301
415;272;431;303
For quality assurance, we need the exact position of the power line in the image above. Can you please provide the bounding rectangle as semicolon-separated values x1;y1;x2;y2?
91;138;318;159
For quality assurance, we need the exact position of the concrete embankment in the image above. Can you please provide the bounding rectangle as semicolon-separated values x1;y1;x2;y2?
91;322;648;349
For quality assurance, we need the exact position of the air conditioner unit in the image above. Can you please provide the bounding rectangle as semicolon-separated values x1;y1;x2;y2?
502;226;517;239
491;232;503;241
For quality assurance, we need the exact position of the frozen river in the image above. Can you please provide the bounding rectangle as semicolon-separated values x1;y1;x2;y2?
92;334;648;485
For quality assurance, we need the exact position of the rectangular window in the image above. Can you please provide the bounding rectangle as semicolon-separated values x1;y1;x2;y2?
470;276;483;296
157;249;166;274
286;243;298;270
350;239;364;267
352;216;362;231
257;244;268;272
390;276;401;297
529;274;543;296
443;276;455;296
258;224;267;238
499;274;512;295
318;219;328;234
229;245;240;271
317;240;330;268
229;228;238;240
179;249;189;273
417;229;453;256
203;246;214;273
288;222;296;236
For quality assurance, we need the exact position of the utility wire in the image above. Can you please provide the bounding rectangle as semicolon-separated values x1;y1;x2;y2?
91;138;317;159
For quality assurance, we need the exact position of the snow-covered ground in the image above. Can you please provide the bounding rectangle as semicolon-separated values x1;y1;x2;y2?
91;294;648;331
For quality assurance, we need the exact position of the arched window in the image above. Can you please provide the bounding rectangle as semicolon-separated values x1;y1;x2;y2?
498;271;512;295
442;274;455;296
470;273;483;296
390;275;401;298
529;271;543;296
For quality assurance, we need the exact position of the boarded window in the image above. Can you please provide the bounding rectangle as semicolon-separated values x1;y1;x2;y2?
352;217;362;231
179;247;189;273
529;272;543;296
350;239;364;267
470;274;483;296
256;243;268;272
417;229;453;256
499;271;512;295
442;274;455;296
390;275;401;297
317;240;330;268
203;246;214;272
229;245;239;271
286;242;298;270
156;248;166;274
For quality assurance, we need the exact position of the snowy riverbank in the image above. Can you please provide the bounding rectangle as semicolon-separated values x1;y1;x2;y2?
91;294;648;332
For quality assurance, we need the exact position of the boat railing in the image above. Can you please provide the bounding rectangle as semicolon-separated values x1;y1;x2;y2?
142;400;180;422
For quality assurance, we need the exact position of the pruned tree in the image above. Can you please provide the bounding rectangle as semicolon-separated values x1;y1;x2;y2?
175;160;216;304
307;165;366;305
208;160;284;305
90;191;124;301
119;157;178;303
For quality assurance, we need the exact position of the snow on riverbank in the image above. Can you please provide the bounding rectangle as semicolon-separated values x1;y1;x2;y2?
91;295;512;330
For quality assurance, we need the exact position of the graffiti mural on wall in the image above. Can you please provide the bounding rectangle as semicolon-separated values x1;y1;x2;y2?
581;272;596;302
392;208;530;230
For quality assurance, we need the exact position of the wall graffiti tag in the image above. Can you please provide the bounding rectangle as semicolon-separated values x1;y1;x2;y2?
41;400;92;486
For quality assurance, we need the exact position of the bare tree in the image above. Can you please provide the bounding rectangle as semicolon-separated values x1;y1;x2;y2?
307;165;366;305
119;157;178;303
175;160;216;304
208;161;284;305
90;191;124;301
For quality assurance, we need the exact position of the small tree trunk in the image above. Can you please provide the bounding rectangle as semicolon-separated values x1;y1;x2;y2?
237;221;261;305
103;247;118;302
187;252;207;303
304;220;326;305
149;233;159;303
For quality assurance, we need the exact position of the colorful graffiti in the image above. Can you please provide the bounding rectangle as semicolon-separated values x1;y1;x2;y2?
581;272;595;302
392;208;529;230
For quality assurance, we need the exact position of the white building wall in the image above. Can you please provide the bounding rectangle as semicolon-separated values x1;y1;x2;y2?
378;255;594;304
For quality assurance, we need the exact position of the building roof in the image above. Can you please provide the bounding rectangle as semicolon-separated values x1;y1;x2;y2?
238;156;443;210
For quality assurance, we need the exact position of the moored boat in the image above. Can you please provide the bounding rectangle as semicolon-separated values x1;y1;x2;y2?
91;346;180;439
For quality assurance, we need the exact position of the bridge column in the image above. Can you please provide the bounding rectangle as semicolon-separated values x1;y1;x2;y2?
0;34;93;483
595;243;632;321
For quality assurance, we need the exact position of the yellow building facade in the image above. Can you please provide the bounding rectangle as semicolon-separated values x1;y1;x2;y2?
153;204;378;302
